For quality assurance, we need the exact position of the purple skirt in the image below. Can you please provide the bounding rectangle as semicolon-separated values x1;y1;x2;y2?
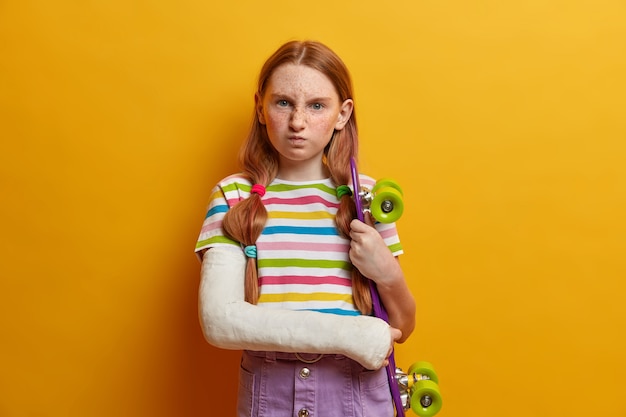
237;350;394;417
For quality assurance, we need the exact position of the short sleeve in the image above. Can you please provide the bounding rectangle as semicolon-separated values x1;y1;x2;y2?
360;174;404;257
194;175;252;259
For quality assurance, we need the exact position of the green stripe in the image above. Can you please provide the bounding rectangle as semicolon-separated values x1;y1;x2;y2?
388;242;403;253
221;180;336;195
258;258;352;270
268;183;335;195
196;236;239;249
221;182;250;193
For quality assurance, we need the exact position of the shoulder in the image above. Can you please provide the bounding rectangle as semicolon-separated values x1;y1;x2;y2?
216;173;253;195
358;173;376;190
211;173;253;207
217;173;252;189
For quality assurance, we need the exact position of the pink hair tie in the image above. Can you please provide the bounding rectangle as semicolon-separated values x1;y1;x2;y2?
250;184;266;197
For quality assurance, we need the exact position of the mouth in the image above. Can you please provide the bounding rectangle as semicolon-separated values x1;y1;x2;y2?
288;136;306;145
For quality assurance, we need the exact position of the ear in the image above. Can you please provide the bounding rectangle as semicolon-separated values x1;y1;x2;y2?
335;98;354;130
255;93;266;125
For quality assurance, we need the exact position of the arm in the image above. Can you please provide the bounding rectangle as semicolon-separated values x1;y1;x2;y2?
198;246;394;370
348;217;416;342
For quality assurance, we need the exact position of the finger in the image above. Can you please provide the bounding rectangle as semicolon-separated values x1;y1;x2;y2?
350;218;366;231
390;327;403;342
364;211;375;227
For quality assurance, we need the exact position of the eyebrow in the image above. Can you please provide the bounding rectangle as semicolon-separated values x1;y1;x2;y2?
269;93;333;102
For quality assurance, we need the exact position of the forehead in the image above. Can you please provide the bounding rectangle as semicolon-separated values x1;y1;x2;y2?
265;64;338;99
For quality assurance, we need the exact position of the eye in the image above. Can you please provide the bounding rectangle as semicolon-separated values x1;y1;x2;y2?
277;99;289;107
310;103;324;110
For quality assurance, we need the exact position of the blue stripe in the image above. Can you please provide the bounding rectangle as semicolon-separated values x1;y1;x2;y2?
205;205;228;218
263;226;339;236
304;308;361;316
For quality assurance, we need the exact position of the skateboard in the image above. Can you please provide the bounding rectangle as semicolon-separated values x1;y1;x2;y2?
350;157;442;416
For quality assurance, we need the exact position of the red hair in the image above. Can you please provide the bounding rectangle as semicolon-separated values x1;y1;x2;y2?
221;40;372;314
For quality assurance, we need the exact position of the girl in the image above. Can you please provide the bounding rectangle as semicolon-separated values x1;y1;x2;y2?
196;40;416;417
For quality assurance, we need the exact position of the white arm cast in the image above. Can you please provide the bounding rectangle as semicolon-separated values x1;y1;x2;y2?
198;247;391;370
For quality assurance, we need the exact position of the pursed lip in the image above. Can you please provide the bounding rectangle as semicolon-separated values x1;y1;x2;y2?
288;135;306;144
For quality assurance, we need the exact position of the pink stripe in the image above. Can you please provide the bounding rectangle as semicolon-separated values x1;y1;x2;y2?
361;178;375;187
259;275;352;286
264;195;339;208
379;227;397;239
226;197;243;206
259;241;348;252
200;221;222;234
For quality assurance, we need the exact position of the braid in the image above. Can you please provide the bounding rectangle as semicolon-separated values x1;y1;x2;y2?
221;189;267;304
326;131;373;315
221;117;279;304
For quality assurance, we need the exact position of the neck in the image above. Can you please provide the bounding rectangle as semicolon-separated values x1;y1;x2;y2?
276;158;329;182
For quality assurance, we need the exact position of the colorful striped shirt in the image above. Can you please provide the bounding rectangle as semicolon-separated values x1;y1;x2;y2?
195;174;403;316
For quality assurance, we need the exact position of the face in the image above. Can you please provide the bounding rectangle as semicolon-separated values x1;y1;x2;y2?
256;64;353;180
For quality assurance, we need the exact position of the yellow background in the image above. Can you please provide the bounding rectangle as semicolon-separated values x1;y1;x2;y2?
1;0;625;416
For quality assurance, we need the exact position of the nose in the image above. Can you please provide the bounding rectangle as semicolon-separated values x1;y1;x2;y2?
289;107;306;130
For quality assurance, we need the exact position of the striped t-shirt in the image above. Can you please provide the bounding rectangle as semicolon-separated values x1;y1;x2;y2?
195;174;403;316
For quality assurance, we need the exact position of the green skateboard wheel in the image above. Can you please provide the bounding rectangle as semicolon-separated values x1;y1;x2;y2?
408;361;439;384
371;187;404;223
372;178;403;195
410;379;442;417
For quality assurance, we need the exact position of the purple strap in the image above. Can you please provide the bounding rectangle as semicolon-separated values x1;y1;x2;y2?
350;157;405;417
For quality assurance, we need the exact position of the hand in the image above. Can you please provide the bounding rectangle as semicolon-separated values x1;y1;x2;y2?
381;326;403;368
348;214;398;285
